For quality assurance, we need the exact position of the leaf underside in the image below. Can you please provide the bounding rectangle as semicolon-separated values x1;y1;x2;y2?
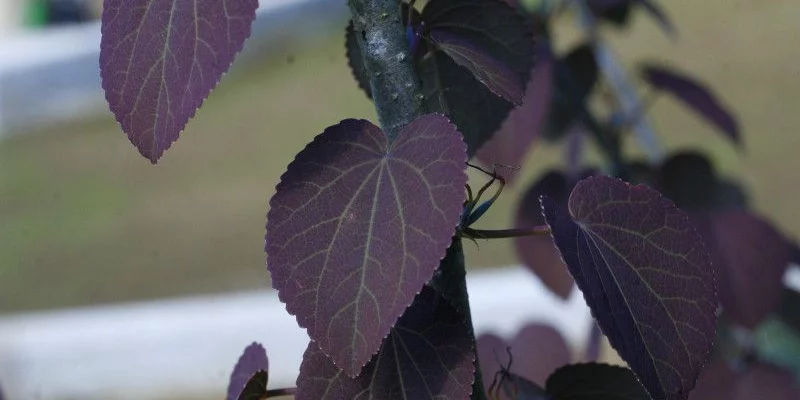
265;115;467;377
295;286;475;400
100;0;258;162
542;176;717;400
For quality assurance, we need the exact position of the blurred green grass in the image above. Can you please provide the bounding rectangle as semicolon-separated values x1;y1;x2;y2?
2;0;799;312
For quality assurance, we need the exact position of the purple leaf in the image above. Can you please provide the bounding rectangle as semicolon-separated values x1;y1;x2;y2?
710;211;792;328
477;324;570;396
500;373;550;400
227;342;269;400
430;30;525;105
514;171;575;299
642;64;740;146
546;363;650;399
542;176;718;400
476;43;554;175
265;115;467;377
639;1;676;36
689;360;800;400
295;286;474;400
100;0;258;163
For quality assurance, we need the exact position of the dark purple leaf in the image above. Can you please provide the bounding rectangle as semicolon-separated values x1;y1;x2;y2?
228;342;269;400
710;211;792;328
777;286;800;334
476;42;554;175
514;171;574;299
639;1;676;36
542;176;718;400
642;65;740;146
430;30;525;105
265;115;467;377
421;0;535;155
658;151;718;211
544;44;598;141
545;363;650;400
295;286;474;400
100;0;258;163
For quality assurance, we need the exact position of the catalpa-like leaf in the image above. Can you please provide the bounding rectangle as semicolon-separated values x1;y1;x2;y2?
430;30;525;105
710;211;792;328
228;342;268;400
100;0;257;163
642;65;740;146
542;176;717;400
265;115;467;377
295;286;474;400
476;42;554;175
546;363;650;400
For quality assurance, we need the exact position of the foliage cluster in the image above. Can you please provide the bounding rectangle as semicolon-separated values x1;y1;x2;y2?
91;0;800;399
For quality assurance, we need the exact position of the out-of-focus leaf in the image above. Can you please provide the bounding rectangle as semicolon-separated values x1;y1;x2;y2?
510;324;572;385
430;30;525;105
500;373;550;400
687;359;736;400
476;42;554;174
514;171;574;298
754;317;800;381
100;0;258;163
265;115;467;377
478;324;570;398
658;151;718;211
295;286;474;400
642;64;740;146
733;363;800;399
587;0;632;27
711;211;792;328
543;43;598;141
542;176;718;400
546;363;650;400
227;342;269;400
639;0;676;36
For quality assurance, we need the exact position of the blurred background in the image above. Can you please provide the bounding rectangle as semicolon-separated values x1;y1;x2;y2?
0;0;798;399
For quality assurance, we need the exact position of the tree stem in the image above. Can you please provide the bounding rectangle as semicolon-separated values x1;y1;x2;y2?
347;0;425;140
348;2;484;398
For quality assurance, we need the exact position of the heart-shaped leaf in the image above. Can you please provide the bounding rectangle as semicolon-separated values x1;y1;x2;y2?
542;176;718;400
295;286;474;400
266;115;467;377
228;342;269;400
100;0;258;163
546;363;650;400
476;42;554;175
430;30;525;105
710;211;792;328
641;64;740;146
